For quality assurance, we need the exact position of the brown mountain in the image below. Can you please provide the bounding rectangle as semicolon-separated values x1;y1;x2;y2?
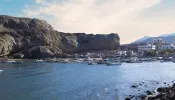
0;15;120;59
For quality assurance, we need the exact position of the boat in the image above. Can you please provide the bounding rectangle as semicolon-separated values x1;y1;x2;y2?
36;59;44;62
126;60;142;63
126;57;142;63
87;61;96;65
97;60;106;64
85;57;93;61
160;60;173;63
60;59;71;63
34;59;45;63
73;58;84;63
106;62;121;66
12;61;23;64
1;60;16;63
85;57;95;65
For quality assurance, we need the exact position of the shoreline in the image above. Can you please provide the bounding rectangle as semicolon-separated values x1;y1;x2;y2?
146;83;175;100
125;81;175;100
0;57;174;65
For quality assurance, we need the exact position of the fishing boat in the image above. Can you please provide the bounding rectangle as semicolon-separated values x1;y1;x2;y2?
12;61;23;64
60;59;70;63
106;62;121;66
34;59;45;63
1;60;16;63
36;59;44;62
97;60;106;64
87;61;96;65
126;60;142;63
126;57;142;63
86;57;95;65
160;59;173;63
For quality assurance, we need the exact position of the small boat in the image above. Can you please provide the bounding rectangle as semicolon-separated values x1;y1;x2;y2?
12;62;23;64
36;59;44;62
88;62;96;65
60;59;71;63
1;60;16;63
126;61;142;63
160;60;172;63
34;59;45;63
106;62;121;66
97;60;106;64
73;58;84;63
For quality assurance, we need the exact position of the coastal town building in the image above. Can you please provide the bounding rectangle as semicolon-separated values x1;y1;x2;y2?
137;38;175;52
118;51;127;56
152;39;164;50
138;44;156;52
161;43;175;50
153;38;163;44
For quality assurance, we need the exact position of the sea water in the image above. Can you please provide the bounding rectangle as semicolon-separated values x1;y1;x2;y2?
0;62;175;100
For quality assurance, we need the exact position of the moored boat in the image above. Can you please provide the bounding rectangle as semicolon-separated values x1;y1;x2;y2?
34;59;45;63
160;59;173;63
73;58;84;63
88;62;96;65
97;60;106;64
12;61;23;64
1;60;16;63
60;59;72;63
106;62;121;66
126;60;142;63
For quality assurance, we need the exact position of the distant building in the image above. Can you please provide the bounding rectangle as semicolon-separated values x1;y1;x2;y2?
118;51;127;55
152;38;167;50
161;43;175;50
153;39;163;44
138;44;156;52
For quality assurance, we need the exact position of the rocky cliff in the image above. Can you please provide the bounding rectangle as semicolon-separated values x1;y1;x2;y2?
0;15;120;59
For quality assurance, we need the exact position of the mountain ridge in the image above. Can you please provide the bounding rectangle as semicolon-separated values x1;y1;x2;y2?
133;33;175;44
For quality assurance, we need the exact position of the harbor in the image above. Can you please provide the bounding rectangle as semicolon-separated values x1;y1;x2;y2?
0;61;175;100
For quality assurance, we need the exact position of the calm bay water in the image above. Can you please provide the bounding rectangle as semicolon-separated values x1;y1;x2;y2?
0;62;175;100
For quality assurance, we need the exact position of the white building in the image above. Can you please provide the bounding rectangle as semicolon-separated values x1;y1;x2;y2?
118;51;127;55
138;44;156;52
153;39;163;44
161;43;175;50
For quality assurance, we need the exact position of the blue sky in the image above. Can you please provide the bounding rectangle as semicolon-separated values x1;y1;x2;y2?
0;0;175;43
0;0;35;16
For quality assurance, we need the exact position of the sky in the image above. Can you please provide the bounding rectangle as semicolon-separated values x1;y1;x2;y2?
0;0;175;44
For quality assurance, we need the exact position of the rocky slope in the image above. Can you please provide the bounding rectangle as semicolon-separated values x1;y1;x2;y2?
0;15;120;59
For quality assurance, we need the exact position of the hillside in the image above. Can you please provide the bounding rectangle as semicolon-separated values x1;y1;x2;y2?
133;33;175;44
0;15;120;59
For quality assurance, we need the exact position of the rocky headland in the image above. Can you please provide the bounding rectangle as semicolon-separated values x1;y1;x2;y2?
124;81;175;100
146;83;175;100
0;15;120;59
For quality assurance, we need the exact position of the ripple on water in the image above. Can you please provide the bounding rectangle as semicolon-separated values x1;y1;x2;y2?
0;62;175;100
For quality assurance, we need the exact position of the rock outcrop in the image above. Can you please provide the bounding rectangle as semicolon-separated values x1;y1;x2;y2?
0;15;120;59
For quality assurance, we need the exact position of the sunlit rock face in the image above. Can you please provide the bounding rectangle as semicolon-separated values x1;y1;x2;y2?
0;15;120;58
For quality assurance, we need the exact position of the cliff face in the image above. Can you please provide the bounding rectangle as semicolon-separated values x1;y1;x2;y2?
0;15;120;59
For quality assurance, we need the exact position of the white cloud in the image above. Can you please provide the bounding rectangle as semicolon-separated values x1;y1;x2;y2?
23;0;175;44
